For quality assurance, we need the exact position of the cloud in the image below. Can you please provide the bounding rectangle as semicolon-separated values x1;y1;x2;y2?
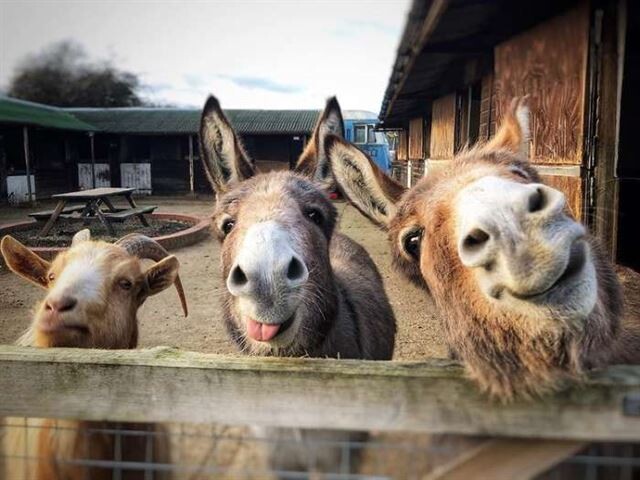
217;75;305;94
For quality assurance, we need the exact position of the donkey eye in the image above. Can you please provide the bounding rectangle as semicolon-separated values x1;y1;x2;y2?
510;167;529;180
221;218;235;236
402;229;423;260
47;272;55;282
119;279;132;290
305;208;324;227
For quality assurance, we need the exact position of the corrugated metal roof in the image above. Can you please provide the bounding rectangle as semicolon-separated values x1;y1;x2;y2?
0;96;95;131
66;108;323;135
66;108;380;135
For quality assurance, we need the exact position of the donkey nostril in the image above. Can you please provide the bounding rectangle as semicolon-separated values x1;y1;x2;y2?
287;257;305;282
230;266;248;287
528;187;546;213
463;228;490;251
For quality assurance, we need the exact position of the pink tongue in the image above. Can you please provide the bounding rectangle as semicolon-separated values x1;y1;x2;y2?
246;318;281;341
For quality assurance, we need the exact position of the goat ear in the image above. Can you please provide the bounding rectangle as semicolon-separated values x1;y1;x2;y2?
71;229;91;246
326;135;405;228
295;96;344;186
143;255;179;298
199;95;255;196
483;96;531;156
1;236;50;289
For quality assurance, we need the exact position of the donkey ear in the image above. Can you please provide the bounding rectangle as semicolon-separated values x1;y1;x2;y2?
295;96;344;186
326;135;405;228
1;236;51;289
199;95;255;195
484;96;531;156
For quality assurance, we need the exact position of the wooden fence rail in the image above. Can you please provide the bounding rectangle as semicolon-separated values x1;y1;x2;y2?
1;345;640;441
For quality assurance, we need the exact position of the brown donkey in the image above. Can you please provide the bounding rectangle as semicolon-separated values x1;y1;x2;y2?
200;95;396;471
327;97;640;400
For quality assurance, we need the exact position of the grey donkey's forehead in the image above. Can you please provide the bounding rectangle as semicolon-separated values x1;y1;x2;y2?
216;171;333;210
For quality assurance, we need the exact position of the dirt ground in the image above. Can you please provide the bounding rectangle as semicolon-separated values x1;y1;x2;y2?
0;195;448;359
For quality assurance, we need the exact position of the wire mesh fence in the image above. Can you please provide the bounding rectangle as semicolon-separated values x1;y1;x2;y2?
2;417;640;480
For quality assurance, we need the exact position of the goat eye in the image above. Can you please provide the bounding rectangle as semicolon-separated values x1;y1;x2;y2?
305;208;324;227
402;230;423;260
119;279;132;290
221;218;235;236
47;272;55;282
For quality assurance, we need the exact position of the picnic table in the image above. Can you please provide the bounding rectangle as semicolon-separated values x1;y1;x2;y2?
31;187;156;237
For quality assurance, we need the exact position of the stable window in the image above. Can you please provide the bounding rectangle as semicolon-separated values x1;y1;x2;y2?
354;124;377;144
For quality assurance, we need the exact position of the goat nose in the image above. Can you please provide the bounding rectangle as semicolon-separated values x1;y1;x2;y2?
458;227;494;268
45;296;77;313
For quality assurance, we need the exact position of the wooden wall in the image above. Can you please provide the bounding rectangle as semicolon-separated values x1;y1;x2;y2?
408;117;424;160
479;74;494;141
430;94;456;159
397;130;408;161
493;3;589;218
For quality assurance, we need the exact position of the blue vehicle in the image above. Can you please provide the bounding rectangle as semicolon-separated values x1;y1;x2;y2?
343;111;392;173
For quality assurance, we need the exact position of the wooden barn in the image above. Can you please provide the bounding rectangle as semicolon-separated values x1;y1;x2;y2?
0;100;323;198
0;97;95;203
66;108;319;194
381;0;639;271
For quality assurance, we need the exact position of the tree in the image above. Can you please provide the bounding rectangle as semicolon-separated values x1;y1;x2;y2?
8;40;145;107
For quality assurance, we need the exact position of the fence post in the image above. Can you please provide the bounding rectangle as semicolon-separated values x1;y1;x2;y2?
188;134;195;194
407;160;413;188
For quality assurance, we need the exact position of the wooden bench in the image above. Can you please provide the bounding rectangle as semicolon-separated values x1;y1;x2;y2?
103;206;157;222
29;205;85;220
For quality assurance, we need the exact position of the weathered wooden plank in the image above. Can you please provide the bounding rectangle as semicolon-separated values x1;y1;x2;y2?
430;94;456;159
398;130;408;161
540;174;583;219
1;346;640;440
409;117;424;160
427;439;585;480
493;3;589;165
592;1;624;259
479;73;494;141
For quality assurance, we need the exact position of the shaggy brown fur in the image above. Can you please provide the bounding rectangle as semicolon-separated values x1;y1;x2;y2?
327;97;640;400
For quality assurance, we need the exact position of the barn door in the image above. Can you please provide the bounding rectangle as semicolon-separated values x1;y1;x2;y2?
120;163;152;195
492;3;590;220
78;163;110;190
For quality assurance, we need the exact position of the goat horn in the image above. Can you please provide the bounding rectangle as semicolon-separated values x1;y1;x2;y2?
115;233;188;317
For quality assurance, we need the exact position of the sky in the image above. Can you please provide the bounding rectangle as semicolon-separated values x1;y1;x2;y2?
0;0;411;113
